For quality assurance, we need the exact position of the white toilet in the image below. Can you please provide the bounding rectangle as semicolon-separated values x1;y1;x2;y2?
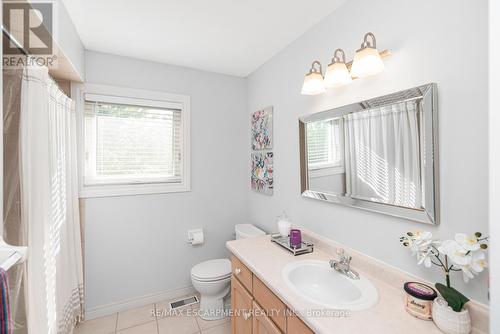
191;224;265;320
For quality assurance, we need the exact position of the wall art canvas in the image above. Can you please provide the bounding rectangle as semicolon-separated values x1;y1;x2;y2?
251;107;273;150
251;152;274;195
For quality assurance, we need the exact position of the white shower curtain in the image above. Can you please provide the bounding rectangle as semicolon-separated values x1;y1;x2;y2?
19;66;84;334
344;100;422;209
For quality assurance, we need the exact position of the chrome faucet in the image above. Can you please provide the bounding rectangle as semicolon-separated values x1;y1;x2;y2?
329;248;360;280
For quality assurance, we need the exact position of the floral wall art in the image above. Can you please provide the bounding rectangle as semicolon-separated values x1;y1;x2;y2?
251;107;273;150
251;152;273;195
250;106;274;195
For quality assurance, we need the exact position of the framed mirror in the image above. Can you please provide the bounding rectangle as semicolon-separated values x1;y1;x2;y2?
299;83;439;224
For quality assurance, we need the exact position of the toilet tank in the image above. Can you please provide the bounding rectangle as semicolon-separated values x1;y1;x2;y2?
235;224;266;239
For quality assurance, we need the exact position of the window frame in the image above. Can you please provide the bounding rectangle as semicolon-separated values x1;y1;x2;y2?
75;83;190;198
306;118;345;177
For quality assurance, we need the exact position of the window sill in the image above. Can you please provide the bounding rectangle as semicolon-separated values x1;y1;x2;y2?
79;182;190;198
309;166;344;178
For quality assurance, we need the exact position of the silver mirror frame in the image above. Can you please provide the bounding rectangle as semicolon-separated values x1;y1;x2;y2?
299;83;439;225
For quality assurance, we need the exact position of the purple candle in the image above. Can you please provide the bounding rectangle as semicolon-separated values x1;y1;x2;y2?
289;229;302;247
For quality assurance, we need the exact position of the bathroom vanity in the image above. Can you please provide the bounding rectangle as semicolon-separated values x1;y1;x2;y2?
226;231;489;334
230;254;313;334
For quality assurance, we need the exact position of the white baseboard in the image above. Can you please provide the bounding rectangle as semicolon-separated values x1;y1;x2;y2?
85;285;197;320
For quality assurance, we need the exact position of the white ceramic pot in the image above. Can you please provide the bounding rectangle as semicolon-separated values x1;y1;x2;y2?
432;297;472;334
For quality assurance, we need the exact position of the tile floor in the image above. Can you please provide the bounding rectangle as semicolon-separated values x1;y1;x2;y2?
75;296;230;334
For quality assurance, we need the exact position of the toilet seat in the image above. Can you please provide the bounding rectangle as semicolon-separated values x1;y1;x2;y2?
192;273;231;283
191;258;231;282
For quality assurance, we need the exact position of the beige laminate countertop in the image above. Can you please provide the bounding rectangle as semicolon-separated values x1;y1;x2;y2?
226;235;445;334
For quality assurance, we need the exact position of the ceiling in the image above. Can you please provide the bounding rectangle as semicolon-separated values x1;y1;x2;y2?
61;0;346;77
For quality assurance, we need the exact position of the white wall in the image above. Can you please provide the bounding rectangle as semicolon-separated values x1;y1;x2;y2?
247;0;489;304
82;51;248;312
489;0;499;330
56;0;85;80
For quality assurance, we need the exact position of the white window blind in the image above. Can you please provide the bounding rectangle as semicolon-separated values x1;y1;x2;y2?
306;118;343;170
83;100;183;186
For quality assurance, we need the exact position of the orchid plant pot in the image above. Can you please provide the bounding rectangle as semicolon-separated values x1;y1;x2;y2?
399;231;488;334
432;297;471;334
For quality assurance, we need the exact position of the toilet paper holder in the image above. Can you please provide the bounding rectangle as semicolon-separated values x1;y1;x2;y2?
187;229;204;245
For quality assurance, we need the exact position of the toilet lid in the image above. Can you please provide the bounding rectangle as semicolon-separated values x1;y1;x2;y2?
191;258;231;281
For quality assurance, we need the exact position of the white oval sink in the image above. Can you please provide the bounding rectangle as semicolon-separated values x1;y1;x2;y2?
282;260;378;311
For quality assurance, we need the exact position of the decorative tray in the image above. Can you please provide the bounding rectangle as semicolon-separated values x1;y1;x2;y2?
270;234;314;256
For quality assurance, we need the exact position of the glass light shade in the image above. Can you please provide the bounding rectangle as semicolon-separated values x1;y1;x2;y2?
350;47;385;78
301;72;325;95
324;62;352;87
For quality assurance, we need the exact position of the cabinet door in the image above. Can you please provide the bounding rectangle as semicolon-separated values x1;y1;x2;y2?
253;301;283;334
231;276;253;334
253;275;287;332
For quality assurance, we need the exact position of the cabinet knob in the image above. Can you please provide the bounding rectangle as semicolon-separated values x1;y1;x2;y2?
234;268;241;275
243;310;252;320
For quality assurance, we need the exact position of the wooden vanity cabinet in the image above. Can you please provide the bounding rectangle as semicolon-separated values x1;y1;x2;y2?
231;254;253;291
231;276;253;334
252;275;287;332
230;255;314;334
253;301;282;334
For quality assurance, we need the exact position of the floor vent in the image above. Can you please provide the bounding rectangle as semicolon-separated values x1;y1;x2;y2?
169;296;199;310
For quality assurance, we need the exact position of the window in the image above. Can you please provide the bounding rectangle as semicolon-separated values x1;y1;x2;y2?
306;118;343;173
78;84;190;197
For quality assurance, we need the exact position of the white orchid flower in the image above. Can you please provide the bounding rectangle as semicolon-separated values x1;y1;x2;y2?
408;231;433;252
417;248;433;268
455;233;481;251
438;240;471;266
461;265;475;282
438;239;489;282
471;251;487;273
413;230;433;241
401;230;488;285
406;231;438;268
458;251;488;282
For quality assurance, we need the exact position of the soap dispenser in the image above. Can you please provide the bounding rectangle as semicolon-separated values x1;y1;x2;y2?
276;211;292;237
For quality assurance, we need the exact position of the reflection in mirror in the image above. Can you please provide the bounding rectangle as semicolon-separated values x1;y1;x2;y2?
344;100;421;209
306;118;345;195
299;84;439;224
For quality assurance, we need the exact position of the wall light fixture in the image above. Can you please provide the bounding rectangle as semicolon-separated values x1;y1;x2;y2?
301;60;326;95
324;48;352;88
350;32;385;78
301;32;390;95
